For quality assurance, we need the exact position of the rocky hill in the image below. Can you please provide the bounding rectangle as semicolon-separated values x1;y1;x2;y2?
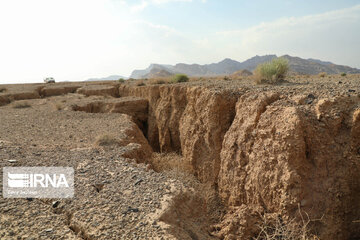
130;55;360;78
283;55;360;75
146;68;173;79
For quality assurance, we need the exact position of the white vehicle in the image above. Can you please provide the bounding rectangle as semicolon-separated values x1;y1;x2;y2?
44;77;55;83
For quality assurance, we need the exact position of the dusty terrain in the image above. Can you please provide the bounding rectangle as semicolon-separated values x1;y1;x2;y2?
0;74;359;239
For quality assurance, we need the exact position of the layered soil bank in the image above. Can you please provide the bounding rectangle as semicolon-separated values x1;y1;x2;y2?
119;83;360;239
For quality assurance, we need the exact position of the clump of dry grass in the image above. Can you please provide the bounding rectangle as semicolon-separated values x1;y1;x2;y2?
148;79;168;85
94;134;119;147
0;87;7;93
53;102;64;111
151;152;192;173
13;101;31;109
318;72;327;78
136;81;146;86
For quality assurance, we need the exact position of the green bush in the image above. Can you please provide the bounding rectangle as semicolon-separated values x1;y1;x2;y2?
341;72;347;77
171;74;189;83
254;57;289;84
118;78;125;83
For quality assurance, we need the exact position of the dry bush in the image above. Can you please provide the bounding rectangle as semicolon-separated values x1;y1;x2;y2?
148;78;168;85
13;101;31;109
0;87;6;93
94;134;119;147
136;81;146;86
254;207;320;240
150;152;193;174
318;72;327;78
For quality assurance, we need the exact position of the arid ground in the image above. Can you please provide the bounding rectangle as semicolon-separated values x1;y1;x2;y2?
0;74;359;239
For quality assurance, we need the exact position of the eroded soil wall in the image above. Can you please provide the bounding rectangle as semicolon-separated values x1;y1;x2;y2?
119;84;360;239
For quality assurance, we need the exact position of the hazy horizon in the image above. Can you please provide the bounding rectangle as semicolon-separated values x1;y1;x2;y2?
0;0;359;84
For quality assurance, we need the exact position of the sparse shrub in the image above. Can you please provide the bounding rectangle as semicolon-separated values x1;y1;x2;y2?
223;76;231;81
254;57;289;84
170;74;189;83
318;72;327;78
94;134;118;147
150;152;193;174
341;72;347;77
149;79;167;85
53;102;63;111
254;208;319;240
0;87;6;93
118;78;125;83
136;81;146;86
13;102;31;109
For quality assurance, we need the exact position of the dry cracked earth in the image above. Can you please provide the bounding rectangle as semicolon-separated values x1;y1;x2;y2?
0;74;360;240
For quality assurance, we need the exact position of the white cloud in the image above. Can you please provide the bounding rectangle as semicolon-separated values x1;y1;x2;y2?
131;1;149;13
130;0;202;13
215;4;360;67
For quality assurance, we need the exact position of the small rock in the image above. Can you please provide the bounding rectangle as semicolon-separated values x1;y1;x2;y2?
348;89;355;93
8;159;17;163
92;183;104;193
305;94;316;104
45;228;53;232
134;179;143;186
52;200;60;208
123;207;140;214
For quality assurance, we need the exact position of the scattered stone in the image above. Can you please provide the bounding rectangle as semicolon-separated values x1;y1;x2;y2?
52;201;60;208
134;179;143;186
92;183;105;193
305;93;316;104
7;159;17;163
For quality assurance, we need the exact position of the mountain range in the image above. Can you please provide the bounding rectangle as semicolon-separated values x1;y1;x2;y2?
86;75;126;81
129;55;360;79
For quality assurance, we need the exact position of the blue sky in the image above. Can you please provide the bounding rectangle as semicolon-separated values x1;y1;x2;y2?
0;0;359;83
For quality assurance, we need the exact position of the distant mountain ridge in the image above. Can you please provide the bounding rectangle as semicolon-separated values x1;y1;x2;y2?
86;75;126;81
130;55;360;79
